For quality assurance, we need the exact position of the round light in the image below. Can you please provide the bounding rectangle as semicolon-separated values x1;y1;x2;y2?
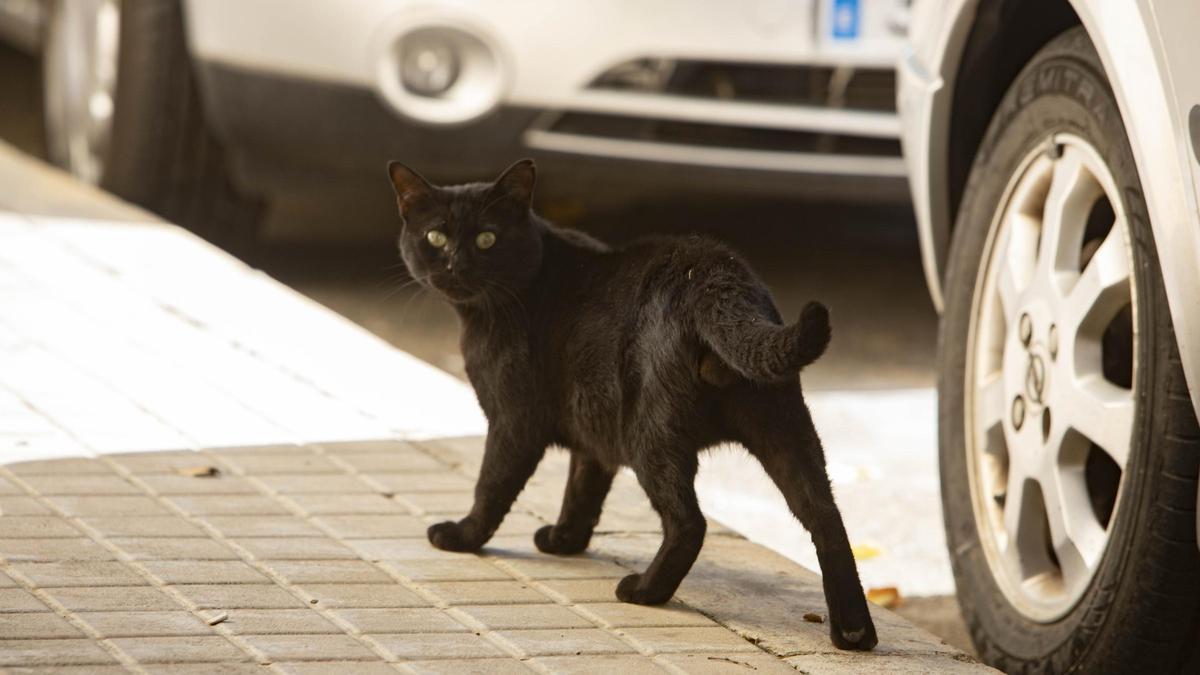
426;230;448;248
475;231;496;249
400;36;460;98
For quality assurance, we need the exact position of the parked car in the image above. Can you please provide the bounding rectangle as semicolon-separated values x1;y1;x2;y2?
900;0;1200;672
2;0;910;245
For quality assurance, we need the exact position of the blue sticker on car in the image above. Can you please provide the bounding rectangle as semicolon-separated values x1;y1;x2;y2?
832;0;860;40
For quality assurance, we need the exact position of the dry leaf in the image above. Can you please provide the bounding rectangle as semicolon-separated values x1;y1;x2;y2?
178;466;220;478
866;586;902;608
803;612;824;623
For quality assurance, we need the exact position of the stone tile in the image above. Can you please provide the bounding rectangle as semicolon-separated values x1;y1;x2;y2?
218;452;340;475
0;571;14;586
140;561;268;585
621;627;759;654
457;604;592;630
495;628;635;657
138;474;259;495
0;538;114;562
298;583;427;609
219;608;341;635
312;514;427;539
382;559;510;582
370;473;475;493
106;450;214;474
334;450;444;473
76;611;212;638
493;512;548;536
141;665;265;675
108;636;251;663
3;666;128;675
786;652;995;674
8;459;113;476
0;639;117;666
346;538;464;562
260;559;390;584
534;656;668;674
48;496;167;516
239;634;378;661
401;658;533;674
199;516;322;538
334;608;467;634
257;474;374;494
165;495;290;516
395;492;473;515
576;602;717;628
0;588;48;611
20;475;139;495
498;556;628;580
110;537;237;561
0;612;82;638
233;537;357;561
422;581;549;606
46;586;178;611
172;584;306;610
668;653;826;674
0;497;52;515
275;662;399;675
0;477;22;494
538;579;619;604
372;632;504;660
0;516;82;538
81;516;205;538
12;561;143;587
287;494;406;516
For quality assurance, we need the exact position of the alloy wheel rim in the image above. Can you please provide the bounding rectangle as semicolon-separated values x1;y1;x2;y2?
965;133;1137;622
43;0;121;185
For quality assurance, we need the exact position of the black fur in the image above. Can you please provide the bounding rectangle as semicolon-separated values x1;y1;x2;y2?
387;159;877;650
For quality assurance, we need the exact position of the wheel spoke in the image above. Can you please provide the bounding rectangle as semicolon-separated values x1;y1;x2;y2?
1058;375;1134;468
996;213;1039;322
1036;457;1099;590
1064;222;1132;337
1039;148;1102;282
975;372;1007;448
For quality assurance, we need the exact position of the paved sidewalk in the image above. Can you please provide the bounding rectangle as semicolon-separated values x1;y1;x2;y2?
0;143;991;672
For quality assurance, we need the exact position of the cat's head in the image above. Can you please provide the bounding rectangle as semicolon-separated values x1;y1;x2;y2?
387;159;544;304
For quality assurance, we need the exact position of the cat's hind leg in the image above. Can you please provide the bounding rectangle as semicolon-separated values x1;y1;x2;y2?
535;452;616;555
723;384;877;651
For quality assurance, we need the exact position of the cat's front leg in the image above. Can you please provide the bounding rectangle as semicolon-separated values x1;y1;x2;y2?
535;452;616;555
427;426;545;553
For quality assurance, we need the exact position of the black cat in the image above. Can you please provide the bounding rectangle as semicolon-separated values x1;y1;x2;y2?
388;159;877;651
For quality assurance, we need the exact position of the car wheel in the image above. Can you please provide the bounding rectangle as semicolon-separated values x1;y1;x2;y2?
940;27;1200;673
42;0;260;248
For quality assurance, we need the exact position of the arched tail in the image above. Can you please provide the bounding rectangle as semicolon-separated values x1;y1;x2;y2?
698;300;831;383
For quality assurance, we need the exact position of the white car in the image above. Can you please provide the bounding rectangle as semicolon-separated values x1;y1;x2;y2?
3;0;909;244
900;1;1200;672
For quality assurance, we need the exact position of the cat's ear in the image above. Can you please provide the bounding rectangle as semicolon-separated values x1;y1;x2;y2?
387;161;434;212
490;158;537;207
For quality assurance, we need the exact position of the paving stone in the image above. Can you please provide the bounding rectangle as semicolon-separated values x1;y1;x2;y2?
0;612;83;638
8;459;113;476
423;581;550;606
401;658;533;674
172;584;307;610
371;632;505;660
495;628;636;657
12;561;143;587
297;583;427;608
397;492;474;515
48;496;168;516
218;452;340;475
110;537;237;561
239;634;379;661
345;538;465;562
0;516;82;538
106;451;218;475
785;652;996;674
275;662;399;675
232;537;358;561
492;512;549;536
259;559;391;584
20;475;139;495
534;655;668;674
334;607;467;634
658;653;798;674
165;495;290;516
257;474;374;494
0;588;49;611
0;639;117;666
537;579;620;603
497;556;628;580
0;538;113;562
382;558;510;582
46;586;178;611
0;571;16;586
140;665;264;675
576;602;717;628
139;475;260;495
0;477;21;494
0;497;52;515
311;514;428;539
457;604;592;630
3;666;128;675
371;473;475;493
76;611;213;637
139;561;268;584
199;516;322;538
108;636;251;663
621;626;759;653
81;516;206;538
287;494;406;515
218;608;341;635
333;450;445;473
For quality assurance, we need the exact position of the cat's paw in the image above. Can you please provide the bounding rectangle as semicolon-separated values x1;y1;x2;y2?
614;573;672;605
830;618;878;651
534;525;590;555
427;521;482;552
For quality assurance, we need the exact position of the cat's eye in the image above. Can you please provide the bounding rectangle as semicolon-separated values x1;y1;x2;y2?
425;230;448;248
475;231;497;250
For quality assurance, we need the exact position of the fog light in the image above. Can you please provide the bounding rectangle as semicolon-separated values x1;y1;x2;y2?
400;36;460;98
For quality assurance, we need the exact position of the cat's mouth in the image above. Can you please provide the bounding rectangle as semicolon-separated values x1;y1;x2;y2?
430;277;482;303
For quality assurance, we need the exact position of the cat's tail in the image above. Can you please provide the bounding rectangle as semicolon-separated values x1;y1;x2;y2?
698;300;831;383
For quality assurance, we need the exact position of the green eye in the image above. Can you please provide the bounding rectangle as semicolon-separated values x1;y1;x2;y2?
475;231;497;249
426;230;448;248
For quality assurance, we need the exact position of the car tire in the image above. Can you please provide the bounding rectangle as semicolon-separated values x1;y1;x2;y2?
940;27;1200;674
42;0;260;249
